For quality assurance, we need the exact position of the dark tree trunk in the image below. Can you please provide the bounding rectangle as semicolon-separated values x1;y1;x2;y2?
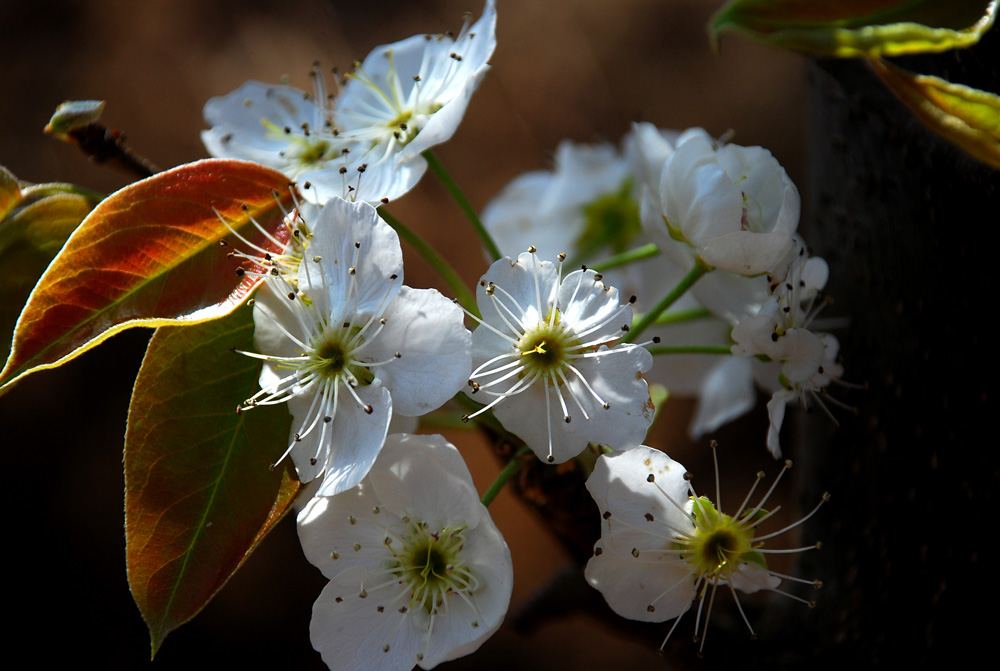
798;28;998;667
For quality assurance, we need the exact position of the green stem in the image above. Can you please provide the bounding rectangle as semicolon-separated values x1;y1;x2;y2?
623;263;709;343
379;210;479;319
648;345;732;356
655;306;713;325
422;149;502;262
588;243;660;273
481;447;533;507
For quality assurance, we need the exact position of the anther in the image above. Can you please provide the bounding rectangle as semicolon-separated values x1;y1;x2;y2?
364;405;374;414
647;474;655;483
644;513;654;522
631;548;640;558
628;295;637;304
602;511;612;520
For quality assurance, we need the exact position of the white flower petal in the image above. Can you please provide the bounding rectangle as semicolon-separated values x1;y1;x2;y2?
296;382;392;497
299;198;404;321
765;389;793;458
730;563;782;594
585;447;696;621
367;434;481;528
364;287;471;417
699;230;794;276
557;269;632;341
689;356;757;438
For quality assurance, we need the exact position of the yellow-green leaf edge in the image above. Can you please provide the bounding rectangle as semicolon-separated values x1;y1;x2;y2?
711;0;997;57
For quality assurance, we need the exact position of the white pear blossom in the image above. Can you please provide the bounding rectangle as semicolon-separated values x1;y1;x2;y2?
298;433;513;671
731;244;844;456
240;197;471;495
464;249;654;463
585;445;826;654
334;0;497;166
201;1;496;205
643;130;799;277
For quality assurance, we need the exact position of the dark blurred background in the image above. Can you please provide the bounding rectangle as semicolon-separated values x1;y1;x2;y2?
1;0;849;669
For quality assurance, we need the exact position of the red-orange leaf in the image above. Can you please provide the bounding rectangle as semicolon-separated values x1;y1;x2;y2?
125;303;299;656
0;159;296;393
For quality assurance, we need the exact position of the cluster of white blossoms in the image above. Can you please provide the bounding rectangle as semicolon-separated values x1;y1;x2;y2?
482;124;847;456
585;445;827;654
203;0;497;205
206;3;839;667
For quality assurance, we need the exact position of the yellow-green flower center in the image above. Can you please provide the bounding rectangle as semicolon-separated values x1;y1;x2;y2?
673;496;767;581
390;523;477;615
309;326;374;386
517;312;580;378
575;179;641;259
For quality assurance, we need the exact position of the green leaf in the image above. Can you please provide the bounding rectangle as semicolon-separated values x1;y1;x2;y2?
0;165;21;220
868;58;1000;168
711;0;997;57
125;303;299;656
0;175;102;365
0;159;296;394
